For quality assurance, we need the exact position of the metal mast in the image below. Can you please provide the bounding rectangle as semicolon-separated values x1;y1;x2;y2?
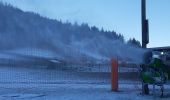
141;0;150;95
142;0;149;48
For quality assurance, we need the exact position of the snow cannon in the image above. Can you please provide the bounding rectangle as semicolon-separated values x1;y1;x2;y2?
140;51;169;97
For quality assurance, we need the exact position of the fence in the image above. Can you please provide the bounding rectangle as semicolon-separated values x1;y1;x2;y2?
0;56;141;86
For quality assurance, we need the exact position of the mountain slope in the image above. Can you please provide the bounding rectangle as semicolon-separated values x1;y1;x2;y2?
0;3;145;63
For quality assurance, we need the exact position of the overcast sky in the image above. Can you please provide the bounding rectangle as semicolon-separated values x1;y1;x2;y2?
1;0;170;47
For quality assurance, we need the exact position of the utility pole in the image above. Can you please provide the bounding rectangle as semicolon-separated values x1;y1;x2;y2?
142;0;149;48
141;0;149;95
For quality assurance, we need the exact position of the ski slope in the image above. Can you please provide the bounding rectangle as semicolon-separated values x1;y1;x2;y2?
0;65;170;100
0;51;170;100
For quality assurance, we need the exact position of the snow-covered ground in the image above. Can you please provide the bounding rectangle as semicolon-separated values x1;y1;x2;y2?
0;51;170;100
0;83;162;100
0;66;170;100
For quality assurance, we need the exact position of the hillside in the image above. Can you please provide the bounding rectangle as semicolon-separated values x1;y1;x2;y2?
0;3;145;63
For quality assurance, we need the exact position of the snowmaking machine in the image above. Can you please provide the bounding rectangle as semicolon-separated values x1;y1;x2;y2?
140;50;170;96
140;0;170;96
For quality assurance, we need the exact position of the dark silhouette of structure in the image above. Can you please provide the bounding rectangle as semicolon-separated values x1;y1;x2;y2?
141;0;150;95
141;0;170;95
141;0;149;48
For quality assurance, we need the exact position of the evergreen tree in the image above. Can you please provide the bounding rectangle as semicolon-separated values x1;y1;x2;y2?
127;38;141;47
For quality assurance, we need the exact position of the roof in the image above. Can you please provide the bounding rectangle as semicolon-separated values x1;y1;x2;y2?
149;46;170;52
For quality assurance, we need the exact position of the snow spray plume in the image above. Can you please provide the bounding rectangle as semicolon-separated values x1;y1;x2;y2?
0;3;146;64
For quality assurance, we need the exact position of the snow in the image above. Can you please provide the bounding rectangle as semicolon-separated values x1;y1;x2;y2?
0;50;169;100
1;82;170;100
0;3;169;100
0;66;170;100
4;48;58;58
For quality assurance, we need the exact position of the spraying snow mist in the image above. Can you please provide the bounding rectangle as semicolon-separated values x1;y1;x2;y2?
0;3;146;64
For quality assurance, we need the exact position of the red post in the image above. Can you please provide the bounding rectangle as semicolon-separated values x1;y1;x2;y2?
111;59;118;91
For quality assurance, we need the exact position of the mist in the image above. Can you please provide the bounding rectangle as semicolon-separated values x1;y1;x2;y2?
0;3;146;64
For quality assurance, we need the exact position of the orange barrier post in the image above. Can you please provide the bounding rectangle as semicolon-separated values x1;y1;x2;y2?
111;59;118;91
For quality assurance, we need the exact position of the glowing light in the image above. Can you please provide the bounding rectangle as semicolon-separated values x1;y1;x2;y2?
161;52;164;55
